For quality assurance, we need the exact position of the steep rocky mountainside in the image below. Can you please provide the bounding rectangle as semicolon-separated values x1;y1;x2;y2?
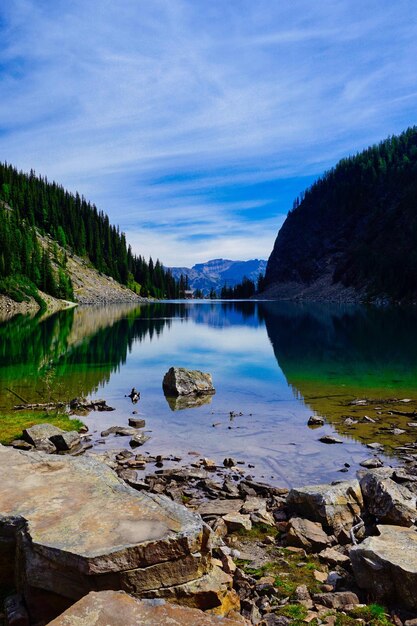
263;127;417;302
170;259;267;295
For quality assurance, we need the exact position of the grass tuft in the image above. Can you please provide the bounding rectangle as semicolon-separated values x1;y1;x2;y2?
0;411;84;445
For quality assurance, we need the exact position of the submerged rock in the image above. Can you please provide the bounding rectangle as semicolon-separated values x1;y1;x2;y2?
163;367;215;397
47;590;249;625
350;524;417;609
0;445;225;624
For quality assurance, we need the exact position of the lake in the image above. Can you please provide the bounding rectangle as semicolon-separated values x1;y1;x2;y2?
1;301;417;487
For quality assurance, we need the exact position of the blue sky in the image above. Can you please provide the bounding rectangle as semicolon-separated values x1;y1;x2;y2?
0;1;417;266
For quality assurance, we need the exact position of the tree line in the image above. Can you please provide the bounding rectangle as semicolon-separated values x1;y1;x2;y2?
0;163;180;300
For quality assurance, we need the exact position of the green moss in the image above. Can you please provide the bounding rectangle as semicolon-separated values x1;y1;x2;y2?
236;522;279;540
235;548;325;599
349;604;393;626
0;411;84;444
279;604;308;620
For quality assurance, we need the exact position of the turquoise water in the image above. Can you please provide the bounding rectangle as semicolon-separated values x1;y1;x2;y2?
1;301;416;486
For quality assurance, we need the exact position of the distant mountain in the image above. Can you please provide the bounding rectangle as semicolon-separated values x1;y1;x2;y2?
263;127;417;303
169;258;267;295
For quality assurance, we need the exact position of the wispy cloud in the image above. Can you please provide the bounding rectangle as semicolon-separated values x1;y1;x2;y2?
0;0;417;265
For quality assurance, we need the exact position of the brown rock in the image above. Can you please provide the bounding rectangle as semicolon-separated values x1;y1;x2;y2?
313;591;359;608
286;517;330;552
47;591;248;625
319;547;350;566
0;446;214;623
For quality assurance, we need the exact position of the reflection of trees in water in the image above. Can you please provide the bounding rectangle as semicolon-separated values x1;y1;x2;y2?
260;302;417;381
0;301;264;403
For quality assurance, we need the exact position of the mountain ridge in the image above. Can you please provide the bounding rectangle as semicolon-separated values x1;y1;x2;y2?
169;258;267;295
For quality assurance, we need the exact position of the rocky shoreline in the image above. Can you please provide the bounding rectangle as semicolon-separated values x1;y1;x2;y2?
3;406;417;626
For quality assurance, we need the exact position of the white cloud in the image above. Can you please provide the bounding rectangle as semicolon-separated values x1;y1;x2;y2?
0;0;417;265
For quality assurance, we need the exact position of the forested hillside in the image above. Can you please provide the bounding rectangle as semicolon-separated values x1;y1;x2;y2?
0;163;179;301
264;127;417;302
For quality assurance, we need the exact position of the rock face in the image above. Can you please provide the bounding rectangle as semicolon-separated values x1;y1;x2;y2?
360;468;417;526
0;446;234;624
350;525;417;609
162;367;215;397
287;480;363;540
47;591;248;625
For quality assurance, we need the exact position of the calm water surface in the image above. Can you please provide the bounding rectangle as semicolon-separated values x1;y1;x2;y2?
1;301;417;487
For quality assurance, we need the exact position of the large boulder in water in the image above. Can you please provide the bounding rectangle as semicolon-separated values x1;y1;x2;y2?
350;524;417;609
163;367;215;397
0;445;234;624
47;591;249;625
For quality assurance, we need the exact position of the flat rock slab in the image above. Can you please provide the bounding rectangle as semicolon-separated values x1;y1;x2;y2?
163;367;215;397
0;446;211;623
47;591;249;625
350;524;417;609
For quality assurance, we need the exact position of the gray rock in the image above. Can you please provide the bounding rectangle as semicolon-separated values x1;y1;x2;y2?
11;439;33;451
222;513;252;532
49;431;81;451
286;517;330;552
129;433;150;448
162;367;215;397
359;457;383;469
308;416;324;426
101;425;138;437
287;480;363;538
360;468;417;526
350;524;417;609
319;435;343;444
22;423;64;446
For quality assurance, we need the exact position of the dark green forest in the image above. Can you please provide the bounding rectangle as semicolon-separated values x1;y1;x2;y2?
0;163;180;301
265;126;417;301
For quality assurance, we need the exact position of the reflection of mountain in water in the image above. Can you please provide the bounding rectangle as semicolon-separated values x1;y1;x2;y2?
260;302;417;446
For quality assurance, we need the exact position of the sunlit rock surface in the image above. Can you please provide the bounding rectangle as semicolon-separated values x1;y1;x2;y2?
0;446;227;623
47;591;249;625
163;367;215;397
350;525;417;609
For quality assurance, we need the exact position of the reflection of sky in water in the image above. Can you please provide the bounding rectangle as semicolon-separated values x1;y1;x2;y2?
2;302;417;487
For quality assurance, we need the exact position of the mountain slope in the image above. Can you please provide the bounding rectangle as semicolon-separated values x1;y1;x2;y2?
263;127;417;302
170;258;267;295
0;163;179;302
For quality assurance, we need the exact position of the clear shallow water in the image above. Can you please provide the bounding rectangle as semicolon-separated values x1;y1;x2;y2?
1;301;417;487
